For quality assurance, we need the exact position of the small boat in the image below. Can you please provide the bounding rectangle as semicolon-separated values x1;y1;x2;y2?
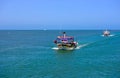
54;32;78;50
103;30;110;36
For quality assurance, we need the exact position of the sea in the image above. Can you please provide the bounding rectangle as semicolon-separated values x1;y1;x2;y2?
0;30;120;78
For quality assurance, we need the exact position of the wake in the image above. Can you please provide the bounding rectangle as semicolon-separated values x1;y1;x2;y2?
101;34;115;37
75;43;89;49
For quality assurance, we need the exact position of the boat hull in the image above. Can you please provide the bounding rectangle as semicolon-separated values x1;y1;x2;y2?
57;46;75;50
56;43;77;50
103;34;110;36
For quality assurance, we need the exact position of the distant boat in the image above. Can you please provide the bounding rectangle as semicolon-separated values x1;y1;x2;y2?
54;32;78;50
103;30;110;36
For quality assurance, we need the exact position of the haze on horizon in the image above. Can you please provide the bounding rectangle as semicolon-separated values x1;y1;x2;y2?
0;0;120;30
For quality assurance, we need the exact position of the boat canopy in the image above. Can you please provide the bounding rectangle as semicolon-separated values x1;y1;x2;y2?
57;36;74;40
55;36;74;43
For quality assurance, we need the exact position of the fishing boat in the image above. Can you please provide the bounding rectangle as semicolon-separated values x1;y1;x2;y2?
103;30;110;36
54;32;78;50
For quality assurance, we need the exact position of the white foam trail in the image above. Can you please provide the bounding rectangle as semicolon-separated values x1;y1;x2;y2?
101;35;104;37
52;47;75;50
75;44;89;49
52;47;59;50
109;34;115;37
101;34;115;37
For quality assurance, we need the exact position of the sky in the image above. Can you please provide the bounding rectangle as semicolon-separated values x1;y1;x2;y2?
0;0;120;30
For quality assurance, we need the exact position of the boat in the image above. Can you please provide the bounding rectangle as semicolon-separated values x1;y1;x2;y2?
103;30;110;36
54;32;78;50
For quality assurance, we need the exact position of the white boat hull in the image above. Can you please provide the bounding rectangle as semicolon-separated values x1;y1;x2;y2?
58;46;75;50
56;43;77;50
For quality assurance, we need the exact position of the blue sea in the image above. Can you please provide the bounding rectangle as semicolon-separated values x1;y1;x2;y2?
0;30;120;78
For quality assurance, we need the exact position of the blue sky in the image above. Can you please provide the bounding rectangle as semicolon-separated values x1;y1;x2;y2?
0;0;120;30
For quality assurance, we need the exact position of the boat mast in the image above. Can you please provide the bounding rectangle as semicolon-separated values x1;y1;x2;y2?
63;32;66;38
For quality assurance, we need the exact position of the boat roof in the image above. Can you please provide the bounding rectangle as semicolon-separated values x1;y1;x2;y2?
56;36;74;41
57;36;74;38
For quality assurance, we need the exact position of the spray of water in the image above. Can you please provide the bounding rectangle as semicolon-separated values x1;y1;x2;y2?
101;34;115;37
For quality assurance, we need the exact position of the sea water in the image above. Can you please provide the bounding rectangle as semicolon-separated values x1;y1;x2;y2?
0;30;120;78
